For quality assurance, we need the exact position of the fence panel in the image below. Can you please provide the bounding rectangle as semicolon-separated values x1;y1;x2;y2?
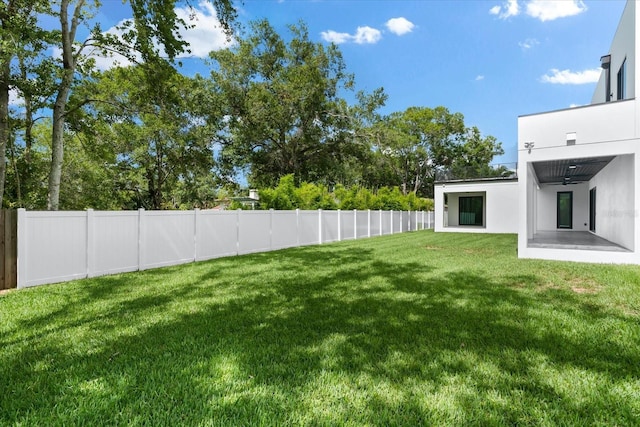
370;210;382;236
356;210;369;238
271;211;298;250
238;210;271;255
20;211;87;288
321;210;340;243
142;211;195;270
393;211;402;234
381;211;392;235
340;210;356;241
92;211;139;276
16;209;432;289
298;211;319;246
197;210;238;261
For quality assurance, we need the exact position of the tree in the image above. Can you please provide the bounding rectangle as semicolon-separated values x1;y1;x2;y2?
44;0;238;210
447;126;506;180
70;65;222;209
210;20;384;188
366;106;502;197
0;0;52;207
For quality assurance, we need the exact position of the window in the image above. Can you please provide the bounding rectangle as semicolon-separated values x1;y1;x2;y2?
459;196;483;226
617;58;626;100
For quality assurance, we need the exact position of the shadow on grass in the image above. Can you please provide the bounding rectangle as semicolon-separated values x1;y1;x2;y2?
1;240;639;425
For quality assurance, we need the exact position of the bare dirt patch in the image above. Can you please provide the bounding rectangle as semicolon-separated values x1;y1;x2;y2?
568;277;601;294
571;286;599;294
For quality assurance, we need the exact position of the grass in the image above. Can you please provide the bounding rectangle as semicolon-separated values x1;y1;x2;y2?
1;230;639;426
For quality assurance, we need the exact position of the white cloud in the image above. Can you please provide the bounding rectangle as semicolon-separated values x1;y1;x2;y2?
490;0;587;22
321;26;382;45
519;38;539;50
385;17;415;36
320;30;352;44
174;1;232;57
475;75;485;81
353;26;382;44
8;87;21;106
541;68;601;84
526;0;587;22
78;1;232;71
489;0;520;19
569;103;582;108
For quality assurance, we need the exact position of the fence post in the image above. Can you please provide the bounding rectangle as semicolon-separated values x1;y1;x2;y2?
337;209;341;241
194;208;200;262
138;208;145;271
379;209;383;236
390;210;394;234
269;209;274;250
318;209;323;244
86;209;95;278
367;209;371;238
1;210;17;289
236;209;241;255
16;209;26;289
296;209;300;247
422;210;425;230
353;209;357;239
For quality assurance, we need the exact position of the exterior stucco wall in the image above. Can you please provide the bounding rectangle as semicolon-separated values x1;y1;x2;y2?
589;154;635;250
518;99;636;151
535;182;589;232
434;180;518;234
592;0;635;103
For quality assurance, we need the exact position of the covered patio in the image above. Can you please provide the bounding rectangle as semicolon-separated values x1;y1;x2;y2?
528;230;629;252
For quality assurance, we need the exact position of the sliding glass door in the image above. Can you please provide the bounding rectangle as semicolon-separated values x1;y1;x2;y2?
459;196;483;226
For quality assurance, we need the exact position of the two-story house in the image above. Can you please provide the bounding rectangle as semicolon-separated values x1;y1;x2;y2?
436;0;640;264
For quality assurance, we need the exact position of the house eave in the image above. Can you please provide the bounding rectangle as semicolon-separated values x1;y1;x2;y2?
435;176;519;185
518;97;635;119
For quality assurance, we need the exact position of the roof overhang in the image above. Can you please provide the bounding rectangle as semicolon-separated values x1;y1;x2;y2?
532;156;615;185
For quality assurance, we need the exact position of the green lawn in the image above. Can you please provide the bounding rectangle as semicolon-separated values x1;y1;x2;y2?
1;231;639;426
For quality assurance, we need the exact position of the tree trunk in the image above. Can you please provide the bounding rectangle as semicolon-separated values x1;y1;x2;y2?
47;0;84;210
0;60;9;208
48;84;70;210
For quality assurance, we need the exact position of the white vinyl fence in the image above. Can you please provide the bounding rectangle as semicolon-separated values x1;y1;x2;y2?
16;208;434;289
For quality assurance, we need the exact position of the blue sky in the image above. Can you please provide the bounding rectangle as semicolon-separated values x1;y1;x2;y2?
77;0;628;164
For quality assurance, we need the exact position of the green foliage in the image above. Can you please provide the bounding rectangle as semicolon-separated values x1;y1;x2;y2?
363;106;504;198
210;20;385;188
1;5;503;211
256;174;431;211
69;66;223;209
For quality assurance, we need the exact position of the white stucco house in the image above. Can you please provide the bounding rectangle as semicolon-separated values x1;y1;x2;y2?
436;0;640;264
434;177;519;234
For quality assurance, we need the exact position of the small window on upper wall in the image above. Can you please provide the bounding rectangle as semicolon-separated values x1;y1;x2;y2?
617;58;626;100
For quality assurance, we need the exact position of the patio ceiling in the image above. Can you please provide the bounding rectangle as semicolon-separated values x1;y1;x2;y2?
532;156;615;185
